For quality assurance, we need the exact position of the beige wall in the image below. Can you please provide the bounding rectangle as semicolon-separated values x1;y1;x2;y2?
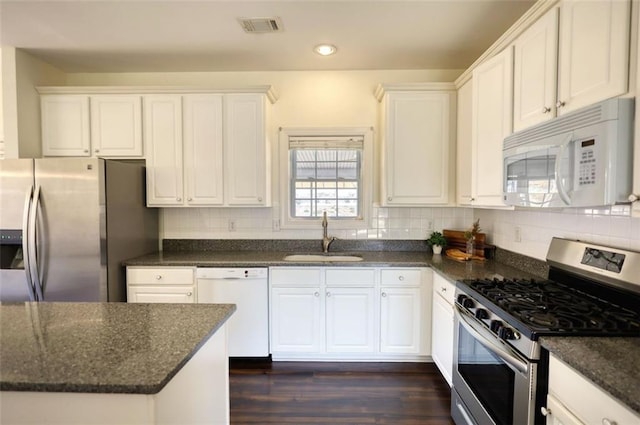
1;47;18;158
15;50;66;158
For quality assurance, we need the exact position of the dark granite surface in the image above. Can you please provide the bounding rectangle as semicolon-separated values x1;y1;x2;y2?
540;337;640;415
0;302;235;394
123;249;540;282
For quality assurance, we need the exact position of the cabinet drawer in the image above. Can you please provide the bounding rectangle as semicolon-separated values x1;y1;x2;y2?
380;269;422;286
325;268;376;286
548;355;640;425
432;272;456;305
127;267;194;285
270;267;322;286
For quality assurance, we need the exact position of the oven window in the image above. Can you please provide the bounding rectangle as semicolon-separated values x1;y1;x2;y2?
457;323;515;425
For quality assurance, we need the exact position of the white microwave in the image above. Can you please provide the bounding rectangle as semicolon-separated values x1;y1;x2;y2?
503;98;634;208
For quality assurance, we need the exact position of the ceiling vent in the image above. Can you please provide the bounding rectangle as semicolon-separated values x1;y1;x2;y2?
238;17;283;33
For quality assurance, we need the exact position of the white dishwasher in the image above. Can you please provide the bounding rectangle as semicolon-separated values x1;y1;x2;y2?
196;268;269;357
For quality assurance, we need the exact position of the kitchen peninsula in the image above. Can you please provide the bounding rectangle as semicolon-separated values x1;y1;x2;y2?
0;302;235;425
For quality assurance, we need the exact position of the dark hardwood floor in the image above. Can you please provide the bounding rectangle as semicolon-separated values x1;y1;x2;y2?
229;360;454;425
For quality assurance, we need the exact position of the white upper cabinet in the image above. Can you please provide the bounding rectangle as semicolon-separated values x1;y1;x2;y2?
90;95;143;157
557;0;630;115
41;95;91;157
377;84;456;206
513;0;631;133
41;93;143;157
471;47;513;208
513;8;559;132
183;94;224;206
144;95;184;206
456;79;473;206
144;90;273;208
224;94;270;206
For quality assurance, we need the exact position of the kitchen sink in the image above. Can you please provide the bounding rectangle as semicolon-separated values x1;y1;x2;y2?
283;254;363;262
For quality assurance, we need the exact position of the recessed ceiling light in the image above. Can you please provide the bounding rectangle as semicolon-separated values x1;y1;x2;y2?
314;44;337;56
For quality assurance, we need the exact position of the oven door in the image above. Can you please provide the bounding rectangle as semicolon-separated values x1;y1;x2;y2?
452;305;538;425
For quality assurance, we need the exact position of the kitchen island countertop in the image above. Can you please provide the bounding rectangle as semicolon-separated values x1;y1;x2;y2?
0;302;235;394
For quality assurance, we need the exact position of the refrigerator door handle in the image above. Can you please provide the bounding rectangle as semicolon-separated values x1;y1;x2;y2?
22;185;36;301
28;185;44;301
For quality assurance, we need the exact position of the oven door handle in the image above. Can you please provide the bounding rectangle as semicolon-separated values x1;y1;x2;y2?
455;304;529;375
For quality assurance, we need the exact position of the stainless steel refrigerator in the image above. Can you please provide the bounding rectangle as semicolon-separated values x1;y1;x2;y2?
0;158;158;302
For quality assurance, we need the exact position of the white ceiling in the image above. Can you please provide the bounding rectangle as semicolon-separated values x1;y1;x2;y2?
0;0;536;73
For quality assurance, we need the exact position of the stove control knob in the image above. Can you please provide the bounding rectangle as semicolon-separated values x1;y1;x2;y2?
475;309;489;320
462;298;475;309
498;326;515;340
490;320;503;333
456;294;468;305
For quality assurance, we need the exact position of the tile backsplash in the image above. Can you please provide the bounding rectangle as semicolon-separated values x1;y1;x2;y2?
163;205;640;260
475;206;640;260
161;206;475;241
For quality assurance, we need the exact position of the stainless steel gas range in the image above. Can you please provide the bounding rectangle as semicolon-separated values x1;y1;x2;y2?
451;237;640;425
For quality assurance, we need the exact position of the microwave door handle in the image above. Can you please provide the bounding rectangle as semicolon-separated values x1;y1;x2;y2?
455;304;529;375
555;133;573;205
22;185;36;301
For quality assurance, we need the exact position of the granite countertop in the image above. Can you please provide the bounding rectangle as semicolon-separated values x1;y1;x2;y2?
123;250;541;282
0;302;235;394
540;336;640;415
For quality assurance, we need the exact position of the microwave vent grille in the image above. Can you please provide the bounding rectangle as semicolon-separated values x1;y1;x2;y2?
504;98;629;150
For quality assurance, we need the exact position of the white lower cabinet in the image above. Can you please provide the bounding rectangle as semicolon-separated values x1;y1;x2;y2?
544;354;640;425
430;272;455;386
269;266;431;360
126;267;196;303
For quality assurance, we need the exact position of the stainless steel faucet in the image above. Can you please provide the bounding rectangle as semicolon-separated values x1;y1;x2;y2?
321;211;337;253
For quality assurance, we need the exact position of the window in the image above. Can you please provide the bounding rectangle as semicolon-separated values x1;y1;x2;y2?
279;128;372;229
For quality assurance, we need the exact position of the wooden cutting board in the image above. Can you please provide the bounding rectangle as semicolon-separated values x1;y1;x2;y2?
443;229;486;258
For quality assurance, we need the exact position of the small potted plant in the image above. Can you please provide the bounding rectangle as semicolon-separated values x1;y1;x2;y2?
427;231;447;255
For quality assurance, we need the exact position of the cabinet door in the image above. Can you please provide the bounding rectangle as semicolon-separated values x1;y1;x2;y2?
431;291;453;386
144;95;184;206
41;95;90;157
382;91;453;205
380;287;422;354
325;287;376;353
224;94;268;206
544;394;584;425
127;286;195;303
471;47;513;207
90;95;143;157
456;80;473;206
183;94;224;206
270;287;322;353
557;0;630;115
513;7;558;132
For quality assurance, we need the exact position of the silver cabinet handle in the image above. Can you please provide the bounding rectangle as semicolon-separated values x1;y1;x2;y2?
398;275;404;281
326;292;331;297
542;106;551;113
387;197;392;201
602;419;616;425
258;197;263;202
441;287;447;292
156;275;162;280
381;292;387;297
84;149;89;153
176;197;182;202
187;197;193;201
186;291;192;297
540;407;551;417
556;101;566;108
94;149;100;153
314;292;320;297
